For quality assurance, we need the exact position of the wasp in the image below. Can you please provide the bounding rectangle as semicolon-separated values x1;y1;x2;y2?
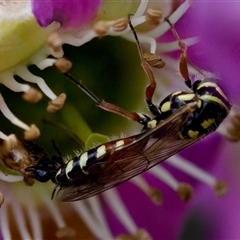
25;17;231;201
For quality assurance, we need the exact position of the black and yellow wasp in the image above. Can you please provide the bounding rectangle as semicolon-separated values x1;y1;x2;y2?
26;17;231;201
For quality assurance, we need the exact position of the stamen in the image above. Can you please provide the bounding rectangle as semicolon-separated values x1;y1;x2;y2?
0;93;30;131
157;37;199;53
218;106;240;142
73;198;114;239
147;0;190;38
117;229;152;240
0;131;8;140
87;197;113;238
0;192;4;208
15;65;57;100
146;8;163;25
0;172;23;182
24;193;43;239
22;87;43;103
24;124;40;140
47;93;67;113
38;191;67;230
133;0;149;18
103;188;137;235
93;20;111;36
0;204;11;239
56;227;76;239
12;201;32;239
0;71;30;93
37;58;57;70
149;165;193;201
111;18;129;32
167;155;228;197
131;175;162;204
47;32;64;57
54;57;72;73
3;134;18;150
123;33;157;54
61;30;97;47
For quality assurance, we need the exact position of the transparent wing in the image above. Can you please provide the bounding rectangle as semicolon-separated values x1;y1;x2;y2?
56;102;205;201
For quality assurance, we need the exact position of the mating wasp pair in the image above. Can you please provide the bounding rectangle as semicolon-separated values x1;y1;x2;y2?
25;17;231;201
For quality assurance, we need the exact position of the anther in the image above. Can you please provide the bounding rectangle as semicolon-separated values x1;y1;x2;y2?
47;93;67;112
131;176;162;204
3;134;18;151
117;229;152;240
54;58;73;73
143;52;165;69
146;8;163;25
177;183;193;201
112;18;129;32
56;226;76;239
22;87;43;103
93;21;111;36
149;166;193;201
214;180;228;197
24;124;40;140
167;155;228;196
0;192;4;208
48;32;63;54
224;111;240;141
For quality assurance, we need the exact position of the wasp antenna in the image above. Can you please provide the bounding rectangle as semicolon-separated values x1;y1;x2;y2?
65;73;102;105
52;140;63;157
43;119;84;148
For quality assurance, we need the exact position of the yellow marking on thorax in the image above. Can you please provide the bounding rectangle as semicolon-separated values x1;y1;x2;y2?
178;93;195;101
201;118;215;129
147;119;157;129
197;82;229;101
161;101;171;112
197;99;202;108
188;130;199;138
200;95;230;112
172;91;182;96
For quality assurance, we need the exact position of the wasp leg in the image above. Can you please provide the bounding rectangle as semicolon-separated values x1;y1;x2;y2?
165;17;192;89
128;16;160;117
65;73;151;125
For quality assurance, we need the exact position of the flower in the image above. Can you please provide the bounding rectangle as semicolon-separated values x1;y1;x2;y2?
0;0;239;239
176;2;240;238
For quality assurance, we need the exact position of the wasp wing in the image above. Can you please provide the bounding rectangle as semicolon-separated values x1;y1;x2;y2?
56;102;207;201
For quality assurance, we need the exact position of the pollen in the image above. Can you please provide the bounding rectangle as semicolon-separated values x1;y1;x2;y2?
47;93;67;113
177;183;193;201
201;118;215;129
112;17;129;32
56;226;76;239
54;58;72;73
146;8;163;25
0;192;4;208
24;124;40;140
22;87;43;103
188;130;199;138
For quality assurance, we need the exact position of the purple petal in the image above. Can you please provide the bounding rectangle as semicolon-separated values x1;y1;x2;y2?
31;0;102;29
186;141;240;239
176;2;240;103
